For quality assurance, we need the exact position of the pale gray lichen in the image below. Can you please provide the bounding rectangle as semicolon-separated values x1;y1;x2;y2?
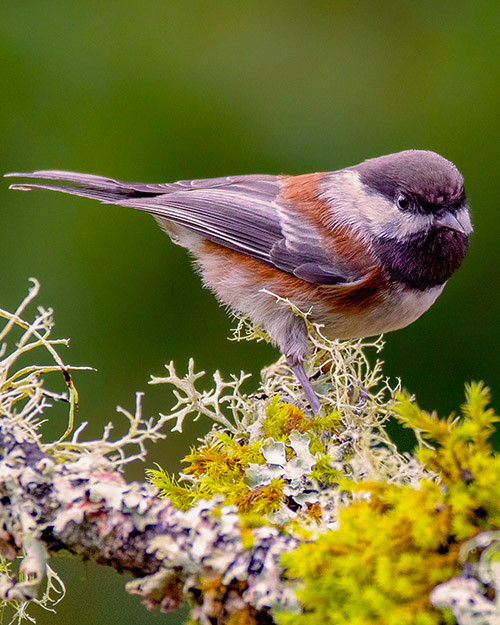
134;498;300;615
0;410;300;620
431;532;500;625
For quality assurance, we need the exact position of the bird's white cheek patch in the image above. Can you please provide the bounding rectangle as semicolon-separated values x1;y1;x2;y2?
320;171;422;239
320;171;432;240
382;212;431;240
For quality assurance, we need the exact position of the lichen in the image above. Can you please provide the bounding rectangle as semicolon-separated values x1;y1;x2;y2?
2;283;500;625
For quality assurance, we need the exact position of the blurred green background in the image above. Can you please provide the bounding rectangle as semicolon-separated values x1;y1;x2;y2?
1;1;499;623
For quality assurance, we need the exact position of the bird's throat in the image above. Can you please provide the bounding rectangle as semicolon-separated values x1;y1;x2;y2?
375;228;469;291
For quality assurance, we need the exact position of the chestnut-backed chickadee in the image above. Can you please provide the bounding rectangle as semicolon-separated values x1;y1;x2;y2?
6;150;472;413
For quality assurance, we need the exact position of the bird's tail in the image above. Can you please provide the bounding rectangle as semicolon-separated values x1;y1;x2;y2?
5;170;164;203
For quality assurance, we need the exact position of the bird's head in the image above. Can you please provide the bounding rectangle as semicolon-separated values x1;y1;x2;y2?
325;150;473;290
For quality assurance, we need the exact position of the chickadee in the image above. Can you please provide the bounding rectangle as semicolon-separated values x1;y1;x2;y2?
6;150;472;413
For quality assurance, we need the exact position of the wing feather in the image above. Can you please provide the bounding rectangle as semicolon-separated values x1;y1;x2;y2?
6;170;366;285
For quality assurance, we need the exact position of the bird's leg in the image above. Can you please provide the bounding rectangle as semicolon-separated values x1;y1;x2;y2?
286;357;321;415
277;316;322;414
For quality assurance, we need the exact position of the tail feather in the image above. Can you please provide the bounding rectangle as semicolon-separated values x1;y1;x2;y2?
5;170;131;191
7;181;127;203
4;170;169;203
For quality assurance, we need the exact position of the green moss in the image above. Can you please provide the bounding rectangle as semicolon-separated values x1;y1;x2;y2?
310;453;342;487
146;465;202;510
262;397;340;441
276;382;500;625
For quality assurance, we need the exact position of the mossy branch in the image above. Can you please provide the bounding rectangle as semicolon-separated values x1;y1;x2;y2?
1;282;500;625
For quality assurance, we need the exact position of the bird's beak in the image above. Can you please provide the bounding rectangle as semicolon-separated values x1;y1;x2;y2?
434;210;472;235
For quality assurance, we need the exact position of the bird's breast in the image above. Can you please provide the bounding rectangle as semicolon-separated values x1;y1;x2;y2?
318;283;446;339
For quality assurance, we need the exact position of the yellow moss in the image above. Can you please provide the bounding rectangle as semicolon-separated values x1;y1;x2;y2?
262;398;341;447
262;398;314;440
236;479;286;515
279;484;460;625
183;434;263;480
310;454;342;486
277;382;500;625
146;465;201;510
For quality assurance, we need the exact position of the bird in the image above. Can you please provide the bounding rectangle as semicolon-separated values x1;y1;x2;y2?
5;150;472;414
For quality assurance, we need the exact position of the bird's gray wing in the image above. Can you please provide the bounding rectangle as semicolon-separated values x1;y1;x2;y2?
6;170;362;284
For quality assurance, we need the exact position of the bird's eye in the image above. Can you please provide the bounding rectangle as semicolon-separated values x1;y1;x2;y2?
396;193;410;211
